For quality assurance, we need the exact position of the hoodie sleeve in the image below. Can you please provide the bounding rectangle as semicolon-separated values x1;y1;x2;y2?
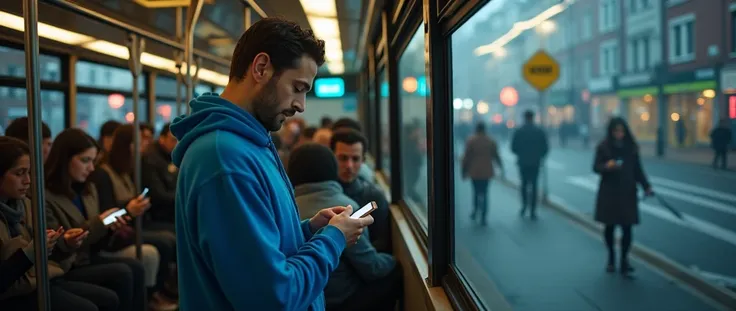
195;172;346;310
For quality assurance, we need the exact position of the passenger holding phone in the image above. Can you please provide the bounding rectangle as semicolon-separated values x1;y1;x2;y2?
170;18;373;311
288;143;401;311
91;124;178;310
593;118;653;275
43;128;147;311
0;136;123;311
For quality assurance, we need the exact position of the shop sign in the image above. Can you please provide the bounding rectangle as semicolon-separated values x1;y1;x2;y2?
721;67;736;94
588;77;614;94
619;72;653;87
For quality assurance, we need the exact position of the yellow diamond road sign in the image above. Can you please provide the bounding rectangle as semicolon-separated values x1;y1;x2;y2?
523;50;560;92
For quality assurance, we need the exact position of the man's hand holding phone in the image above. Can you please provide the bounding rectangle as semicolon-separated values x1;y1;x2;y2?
328;205;374;246
62;228;89;249
309;206;347;234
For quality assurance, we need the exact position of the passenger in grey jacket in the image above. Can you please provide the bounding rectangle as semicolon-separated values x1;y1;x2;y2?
288;143;402;311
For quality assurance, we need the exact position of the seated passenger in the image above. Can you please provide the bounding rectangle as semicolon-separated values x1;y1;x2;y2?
288;143;402;311
331;118;375;182
331;129;392;252
142;123;178;226
90;124;178;310
0;136;128;311
44;128;151;311
4;117;53;163
96;120;121;165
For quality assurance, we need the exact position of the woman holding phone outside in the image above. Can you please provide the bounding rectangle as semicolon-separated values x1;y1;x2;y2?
593;117;653;275
0;136;127;310
44;128;148;311
91;124;178;309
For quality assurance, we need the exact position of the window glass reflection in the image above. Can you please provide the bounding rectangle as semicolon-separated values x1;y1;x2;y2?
451;1;731;310
379;68;391;177
76;93;147;138
154;100;176;132
76;61;145;92
0;47;61;82
399;26;428;224
0;87;64;137
155;75;184;98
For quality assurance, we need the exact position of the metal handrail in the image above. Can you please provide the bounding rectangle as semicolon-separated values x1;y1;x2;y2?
23;0;50;310
40;0;231;68
241;0;267;19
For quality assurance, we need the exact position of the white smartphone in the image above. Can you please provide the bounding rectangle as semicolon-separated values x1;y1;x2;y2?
103;209;128;225
140;187;150;198
350;201;377;219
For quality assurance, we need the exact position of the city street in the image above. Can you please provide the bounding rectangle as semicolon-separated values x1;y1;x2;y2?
487;141;736;290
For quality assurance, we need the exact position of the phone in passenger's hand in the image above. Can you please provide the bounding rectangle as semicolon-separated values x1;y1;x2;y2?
139;187;150;198
102;209;128;225
350;201;377;219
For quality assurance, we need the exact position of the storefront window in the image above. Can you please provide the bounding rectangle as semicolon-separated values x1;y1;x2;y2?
628;95;658;141
379;68;391;177
667;92;713;146
399;26;429;223
76;93;147;138
0;87;65;138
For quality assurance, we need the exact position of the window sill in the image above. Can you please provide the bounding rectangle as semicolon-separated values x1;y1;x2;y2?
391;204;453;311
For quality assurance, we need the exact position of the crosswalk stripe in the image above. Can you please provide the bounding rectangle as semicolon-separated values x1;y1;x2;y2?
566;176;736;248
649;176;736;203
578;174;736;217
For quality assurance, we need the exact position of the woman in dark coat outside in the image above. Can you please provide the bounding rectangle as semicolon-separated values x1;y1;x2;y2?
593;117;653;275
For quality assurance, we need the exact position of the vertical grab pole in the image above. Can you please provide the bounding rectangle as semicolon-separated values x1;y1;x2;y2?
175;6;184;116
23;1;50;310
185;0;204;115
126;34;145;260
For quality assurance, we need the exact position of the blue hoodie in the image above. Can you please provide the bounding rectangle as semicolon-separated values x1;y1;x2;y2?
170;93;347;311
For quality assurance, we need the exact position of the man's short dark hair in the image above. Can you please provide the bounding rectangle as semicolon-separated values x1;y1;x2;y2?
5;117;51;142
139;123;154;133
302;127;317;139
524;110;535;122
320;116;333;128
330;129;368;155
160;123;171;137
229;17;326;82
331;118;362;133
100;120;121;138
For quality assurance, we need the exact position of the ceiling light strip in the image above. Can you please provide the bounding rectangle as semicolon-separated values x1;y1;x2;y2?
0;10;229;86
299;0;343;74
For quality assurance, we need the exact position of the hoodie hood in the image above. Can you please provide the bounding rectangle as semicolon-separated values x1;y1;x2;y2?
170;92;271;167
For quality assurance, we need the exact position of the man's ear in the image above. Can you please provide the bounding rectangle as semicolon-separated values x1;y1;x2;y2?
251;53;273;83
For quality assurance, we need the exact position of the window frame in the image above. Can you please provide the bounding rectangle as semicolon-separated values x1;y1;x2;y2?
668;13;696;64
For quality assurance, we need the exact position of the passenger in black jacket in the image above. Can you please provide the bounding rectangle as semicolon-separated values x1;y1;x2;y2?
142;123;179;225
510;110;549;219
331;130;392;253
593;117;653;275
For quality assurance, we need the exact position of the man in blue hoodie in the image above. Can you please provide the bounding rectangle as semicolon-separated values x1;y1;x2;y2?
169;17;374;311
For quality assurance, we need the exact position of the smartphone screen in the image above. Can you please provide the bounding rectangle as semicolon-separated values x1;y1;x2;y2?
350;201;376;219
140;187;149;198
103;209;128;225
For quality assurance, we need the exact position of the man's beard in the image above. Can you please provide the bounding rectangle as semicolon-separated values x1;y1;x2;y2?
252;79;291;132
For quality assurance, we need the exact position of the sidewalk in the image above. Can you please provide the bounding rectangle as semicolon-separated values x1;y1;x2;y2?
453;180;724;311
